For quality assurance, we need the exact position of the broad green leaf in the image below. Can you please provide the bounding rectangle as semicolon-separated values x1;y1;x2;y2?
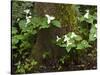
89;33;96;41
19;20;26;29
89;25;97;41
20;41;31;49
12;37;19;45
51;20;61;28
66;46;71;52
24;64;29;69
12;45;17;49
76;43;84;49
79;16;85;22
86;15;94;24
39;19;49;29
12;27;17;34
31;17;41;28
76;40;91;49
75;35;82;41
31;60;37;65
15;35;24;40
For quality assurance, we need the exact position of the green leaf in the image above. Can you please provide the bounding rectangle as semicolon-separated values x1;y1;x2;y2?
86;15;94;24
31;60;37;65
76;43;84;49
76;40;91;49
24;64;29;69
19;20;26;29
51;20;61;28
66;46;71;52
12;45;17;49
20;41;31;49
75;35;82;41
79;16;85;22
89;25;97;41
15;35;24;40
12;27;17;34
31;17;41;28
89;33;96;41
12;37;19;45
39;18;49;29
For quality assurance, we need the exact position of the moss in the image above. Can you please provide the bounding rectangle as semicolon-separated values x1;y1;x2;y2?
54;4;79;33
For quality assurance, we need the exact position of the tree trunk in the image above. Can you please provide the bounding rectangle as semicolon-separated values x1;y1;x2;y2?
32;2;79;65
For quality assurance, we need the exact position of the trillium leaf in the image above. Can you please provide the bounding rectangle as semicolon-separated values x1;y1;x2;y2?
19;20;26;29
12;37;19;45
39;19;49;29
89;25;97;41
75;35;82;41
51;20;61;28
12;27;17;34
76;43;84;49
76;40;91;49
15;35;24;40
12;45;17;49
66;46;71;53
31;60;38;65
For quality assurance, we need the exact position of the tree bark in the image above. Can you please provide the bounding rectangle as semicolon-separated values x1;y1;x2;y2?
32;2;79;65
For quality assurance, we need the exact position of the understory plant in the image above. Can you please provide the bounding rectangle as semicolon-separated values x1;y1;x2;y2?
12;6;61;73
55;6;97;65
12;1;97;73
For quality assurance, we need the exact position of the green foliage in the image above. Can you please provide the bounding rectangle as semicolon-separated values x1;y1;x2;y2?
76;40;91;49
12;1;97;73
12;1;33;25
12;27;17;34
56;6;97;54
59;56;66;64
78;6;97;41
51;20;61;28
15;59;37;73
19;20;27;30
12;1;61;73
56;32;91;52
89;25;97;41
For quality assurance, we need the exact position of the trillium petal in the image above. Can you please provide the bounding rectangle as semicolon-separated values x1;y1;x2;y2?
84;13;89;18
24;9;30;14
84;10;89;19
45;14;55;24
64;35;70;42
71;32;77;38
56;36;61;42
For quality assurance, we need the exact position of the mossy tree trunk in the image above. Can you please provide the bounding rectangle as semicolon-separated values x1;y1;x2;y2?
32;2;79;65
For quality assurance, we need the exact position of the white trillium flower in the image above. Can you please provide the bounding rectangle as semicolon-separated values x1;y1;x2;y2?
64;35;70;42
26;16;32;25
56;36;61;42
64;35;73;47
45;14;55;24
26;18;30;24
24;9;30;14
84;10;89;19
71;32;77;38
